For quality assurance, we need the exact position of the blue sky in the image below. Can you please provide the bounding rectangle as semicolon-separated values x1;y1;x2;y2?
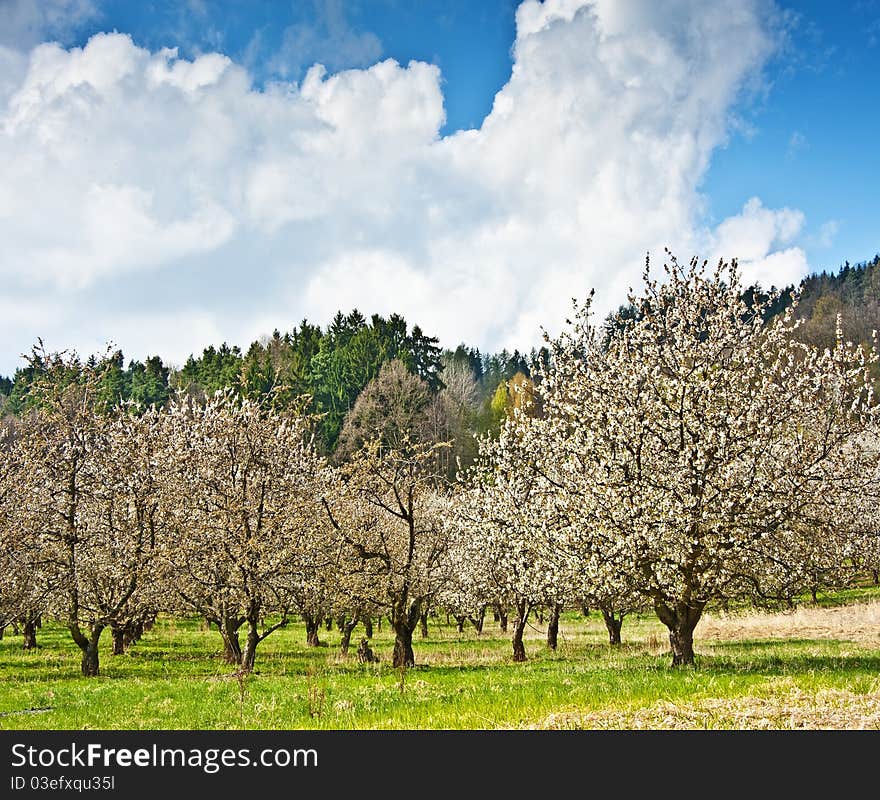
80;1;522;134
701;0;880;270
0;0;877;375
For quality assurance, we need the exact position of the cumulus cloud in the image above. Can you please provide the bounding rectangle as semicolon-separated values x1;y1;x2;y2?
0;0;809;375
709;196;808;289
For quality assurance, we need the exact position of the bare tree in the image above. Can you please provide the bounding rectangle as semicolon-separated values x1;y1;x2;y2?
335;359;433;461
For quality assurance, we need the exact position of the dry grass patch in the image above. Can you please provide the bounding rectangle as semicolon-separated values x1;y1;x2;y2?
696;600;880;645
535;683;880;729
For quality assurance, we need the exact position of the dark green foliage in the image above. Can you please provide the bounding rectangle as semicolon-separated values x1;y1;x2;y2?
96;350;127;412
5;344;84;414
166;310;445;451
172;343;243;398
308;311;443;449
480;349;530;392
127;356;170;409
447;344;484;383
3;344;171;415
5;368;35;414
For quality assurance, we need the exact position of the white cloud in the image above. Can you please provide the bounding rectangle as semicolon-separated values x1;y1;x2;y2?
0;1;810;375
0;0;99;51
709;196;807;288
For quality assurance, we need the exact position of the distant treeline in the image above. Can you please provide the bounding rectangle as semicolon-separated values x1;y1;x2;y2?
0;309;546;454
1;253;877;450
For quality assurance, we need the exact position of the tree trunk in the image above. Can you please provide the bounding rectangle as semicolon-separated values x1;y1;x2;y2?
512;601;530;662
218;616;243;664
125;619;146;647
546;603;561;650
340;614;359;655
363;617;373;639
240;617;260;673
111;625;126;655
872;569;879;586
654;600;704;667
304;614;322;647
496;603;508;633
419;611;429;639
455;615;465;634
470;607;485;634
325;617;333;631
601;608;624;645
81;642;100;677
22;619;38;650
392;623;415;668
668;625;695;666
70;623;104;677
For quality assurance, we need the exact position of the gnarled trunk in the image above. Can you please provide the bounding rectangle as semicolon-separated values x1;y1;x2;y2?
511;601;530;663
392;601;420;668
304;614;322;647
70;623;104;677
600;608;624;646
81;642;99;677
546;603;561;650
654;599;704;667
111;625;126;655
125;619;146;647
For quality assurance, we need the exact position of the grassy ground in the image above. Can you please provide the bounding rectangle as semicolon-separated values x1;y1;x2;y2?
2;592;880;730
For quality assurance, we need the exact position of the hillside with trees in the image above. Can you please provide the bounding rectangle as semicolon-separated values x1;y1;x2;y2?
0;310;543;467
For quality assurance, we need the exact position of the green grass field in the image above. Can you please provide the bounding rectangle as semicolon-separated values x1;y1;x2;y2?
2;593;880;730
